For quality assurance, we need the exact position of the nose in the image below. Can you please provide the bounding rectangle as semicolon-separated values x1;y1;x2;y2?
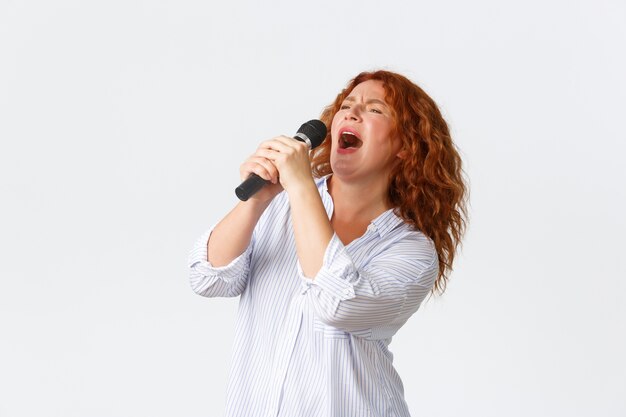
344;105;362;122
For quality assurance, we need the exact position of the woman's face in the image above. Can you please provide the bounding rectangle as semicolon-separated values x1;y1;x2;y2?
330;80;402;182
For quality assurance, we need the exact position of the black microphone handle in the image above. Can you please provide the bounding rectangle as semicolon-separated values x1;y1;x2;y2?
235;173;268;202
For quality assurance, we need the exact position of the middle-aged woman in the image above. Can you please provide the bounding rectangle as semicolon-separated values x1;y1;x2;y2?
189;70;468;416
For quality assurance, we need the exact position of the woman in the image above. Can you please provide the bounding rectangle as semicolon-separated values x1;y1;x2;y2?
189;70;467;416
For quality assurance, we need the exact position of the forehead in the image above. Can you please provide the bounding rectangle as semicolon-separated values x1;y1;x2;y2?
347;79;386;100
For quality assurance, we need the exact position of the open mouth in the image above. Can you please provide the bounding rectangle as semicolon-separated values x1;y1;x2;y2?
339;131;363;149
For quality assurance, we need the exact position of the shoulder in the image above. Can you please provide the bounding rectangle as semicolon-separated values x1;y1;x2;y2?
371;214;438;287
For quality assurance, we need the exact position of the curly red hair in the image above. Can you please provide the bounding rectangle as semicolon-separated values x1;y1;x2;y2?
312;70;468;294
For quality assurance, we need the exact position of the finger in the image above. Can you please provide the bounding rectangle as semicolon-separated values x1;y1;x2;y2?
240;158;276;183
258;136;298;153
255;148;281;163
249;156;279;183
272;135;310;153
272;135;305;148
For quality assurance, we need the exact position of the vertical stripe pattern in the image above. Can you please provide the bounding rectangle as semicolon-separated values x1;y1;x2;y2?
188;176;438;417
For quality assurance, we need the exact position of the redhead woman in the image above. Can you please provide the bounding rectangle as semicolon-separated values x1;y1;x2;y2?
189;70;467;417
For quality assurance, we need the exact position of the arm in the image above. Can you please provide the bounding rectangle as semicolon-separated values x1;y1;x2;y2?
285;180;334;278
188;225;254;298
254;136;333;277
303;232;438;332
188;200;270;298
188;142;284;297
207;199;270;267
209;145;285;266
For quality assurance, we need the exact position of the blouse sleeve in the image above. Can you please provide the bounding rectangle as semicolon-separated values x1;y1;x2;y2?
188;226;254;298
301;232;438;333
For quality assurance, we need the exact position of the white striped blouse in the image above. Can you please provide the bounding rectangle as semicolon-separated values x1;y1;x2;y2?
188;176;438;417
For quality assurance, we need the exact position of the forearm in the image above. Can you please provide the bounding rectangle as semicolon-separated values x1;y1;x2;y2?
207;199;270;267
287;180;334;278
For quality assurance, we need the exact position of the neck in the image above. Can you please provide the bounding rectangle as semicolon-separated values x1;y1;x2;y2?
327;174;392;223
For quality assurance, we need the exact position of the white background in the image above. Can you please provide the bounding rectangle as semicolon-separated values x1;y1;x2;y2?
1;0;625;416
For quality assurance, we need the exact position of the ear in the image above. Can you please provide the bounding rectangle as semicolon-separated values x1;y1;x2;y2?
396;149;408;159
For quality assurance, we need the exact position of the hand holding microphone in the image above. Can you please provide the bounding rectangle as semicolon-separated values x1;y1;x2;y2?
235;120;327;201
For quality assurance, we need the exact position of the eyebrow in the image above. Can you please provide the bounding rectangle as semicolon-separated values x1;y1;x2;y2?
343;96;388;107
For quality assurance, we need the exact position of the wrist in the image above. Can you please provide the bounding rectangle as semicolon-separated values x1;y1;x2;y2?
238;198;272;217
285;177;318;200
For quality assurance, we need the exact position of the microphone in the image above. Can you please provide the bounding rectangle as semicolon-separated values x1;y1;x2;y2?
235;119;327;201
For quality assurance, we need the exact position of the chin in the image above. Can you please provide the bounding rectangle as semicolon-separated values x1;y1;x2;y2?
329;161;358;180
